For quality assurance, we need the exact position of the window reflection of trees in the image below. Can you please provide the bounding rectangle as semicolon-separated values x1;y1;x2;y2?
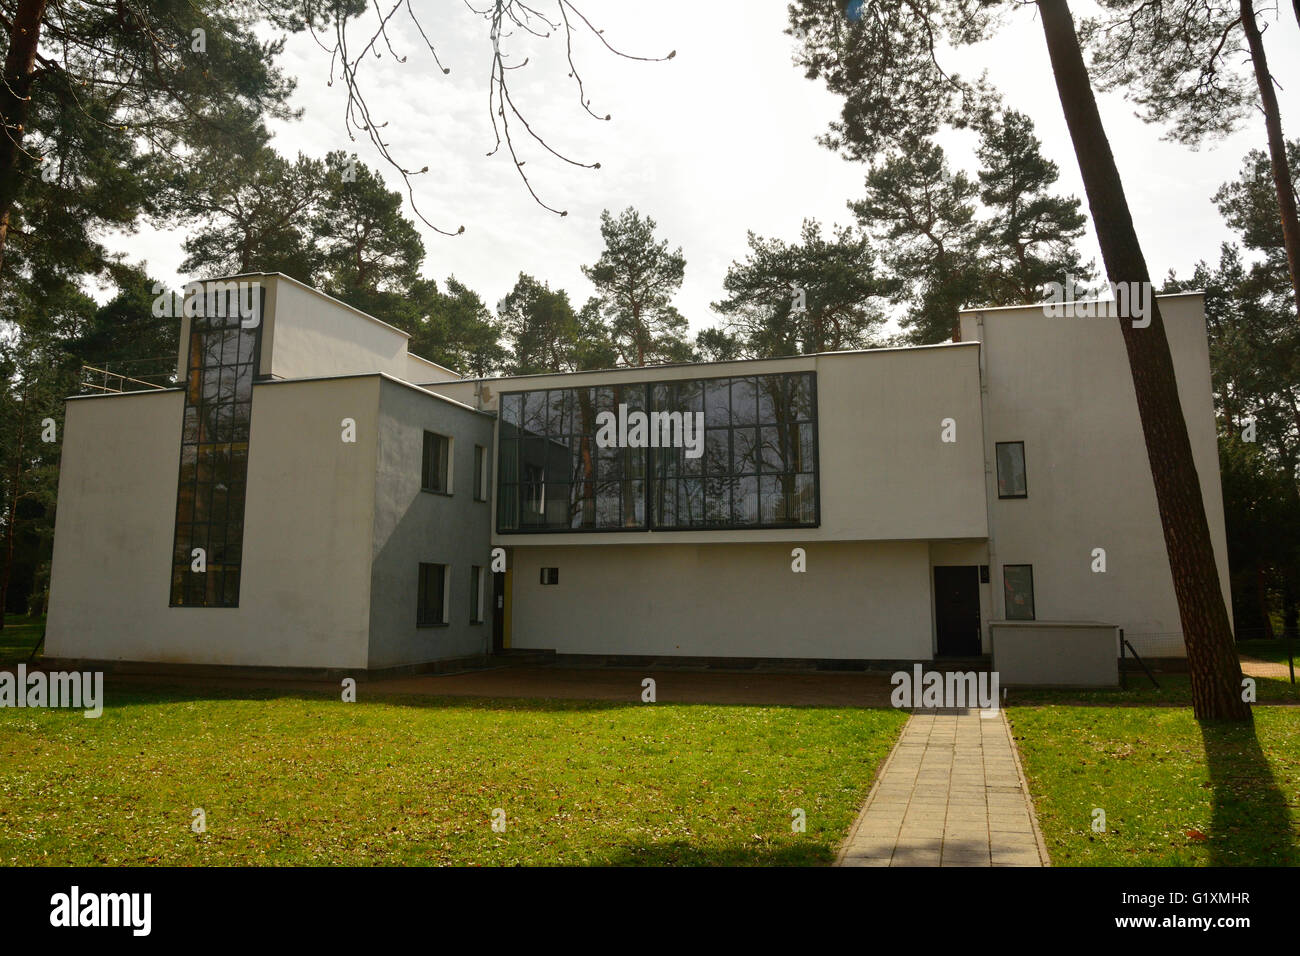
170;295;260;607
497;371;817;532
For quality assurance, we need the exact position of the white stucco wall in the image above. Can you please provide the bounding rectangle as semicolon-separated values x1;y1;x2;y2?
960;292;1230;655
507;540;935;660
403;353;461;385
367;379;496;668
476;345;987;547
263;276;410;381
46;377;382;668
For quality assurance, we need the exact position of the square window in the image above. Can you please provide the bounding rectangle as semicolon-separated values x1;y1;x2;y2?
1003;565;1035;621
540;567;559;586
996;441;1027;498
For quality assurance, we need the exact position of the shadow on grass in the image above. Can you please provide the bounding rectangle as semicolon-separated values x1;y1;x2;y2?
1198;718;1300;866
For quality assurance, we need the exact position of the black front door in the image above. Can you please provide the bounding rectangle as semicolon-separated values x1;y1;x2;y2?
934;565;981;657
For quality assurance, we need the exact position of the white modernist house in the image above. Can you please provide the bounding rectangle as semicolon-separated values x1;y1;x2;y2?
43;273;1230;677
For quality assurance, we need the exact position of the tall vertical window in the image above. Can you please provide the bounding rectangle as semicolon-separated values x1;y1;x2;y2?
422;432;450;493
474;445;488;501
170;286;261;607
469;565;484;623
1003;565;1035;620
418;563;448;626
995;441;1027;498
496;371;818;532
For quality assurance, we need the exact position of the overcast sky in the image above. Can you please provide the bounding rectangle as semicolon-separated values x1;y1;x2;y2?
111;1;1300;339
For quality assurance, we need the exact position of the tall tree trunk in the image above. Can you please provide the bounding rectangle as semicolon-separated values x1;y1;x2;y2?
1038;0;1250;720
1240;0;1300;323
0;0;48;277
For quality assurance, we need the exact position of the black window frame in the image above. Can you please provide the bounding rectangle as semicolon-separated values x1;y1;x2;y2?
540;567;559;585
1003;564;1036;621
417;562;448;627
495;370;820;534
422;431;451;495
995;441;1028;499
169;284;264;608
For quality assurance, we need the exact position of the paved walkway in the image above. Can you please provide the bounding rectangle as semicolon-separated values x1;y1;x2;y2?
837;708;1049;867
1239;654;1298;682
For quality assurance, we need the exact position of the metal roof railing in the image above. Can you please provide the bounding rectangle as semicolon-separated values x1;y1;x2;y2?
79;364;171;394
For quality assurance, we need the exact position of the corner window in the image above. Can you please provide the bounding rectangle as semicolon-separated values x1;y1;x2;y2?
170;284;261;607
417;562;448;626
470;565;484;623
474;445;488;502
996;441;1027;499
1003;565;1035;621
422;432;451;494
540;567;559;586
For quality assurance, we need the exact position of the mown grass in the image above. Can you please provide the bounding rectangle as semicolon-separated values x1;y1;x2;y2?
0;684;906;866
1008;672;1298;707
0;617;44;666
1009;704;1300;866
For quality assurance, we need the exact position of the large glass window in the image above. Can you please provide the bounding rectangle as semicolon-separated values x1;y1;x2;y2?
496;371;818;532
170;288;261;607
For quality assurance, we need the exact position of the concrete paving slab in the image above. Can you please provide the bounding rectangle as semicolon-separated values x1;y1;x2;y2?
837;707;1049;868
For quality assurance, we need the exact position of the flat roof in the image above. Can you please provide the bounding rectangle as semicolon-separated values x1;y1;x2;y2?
437;339;979;387
64;373;489;417
959;290;1205;315
193;271;415;341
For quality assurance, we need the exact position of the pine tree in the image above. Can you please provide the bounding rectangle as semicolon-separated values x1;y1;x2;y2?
975;108;1091;304
581;207;690;366
850;135;982;344
710;219;894;357
498;274;582;375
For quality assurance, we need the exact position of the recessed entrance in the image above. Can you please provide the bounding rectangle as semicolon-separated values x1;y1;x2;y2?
934;565;982;657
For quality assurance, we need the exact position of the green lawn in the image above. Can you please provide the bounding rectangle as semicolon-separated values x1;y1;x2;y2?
0;685;906;866
1010;704;1300;866
0;617;44;666
1008;672;1299;707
